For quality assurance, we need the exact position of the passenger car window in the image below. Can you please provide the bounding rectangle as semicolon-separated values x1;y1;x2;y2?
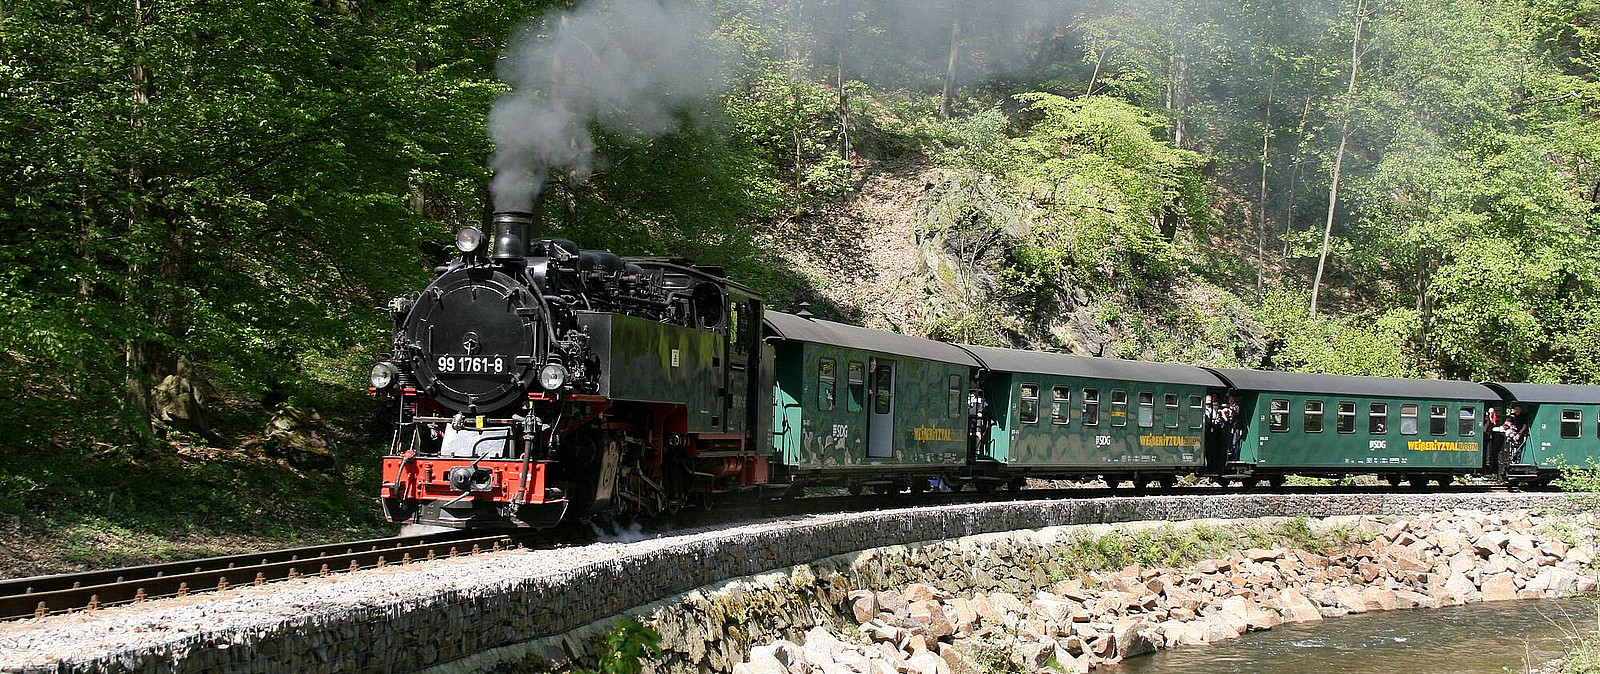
1304;400;1324;433
1111;390;1129;427
1188;394;1203;430
947;374;962;418
1458;407;1475;437
1563;409;1582;439
1269;399;1290;432
1083;389;1100;425
847;361;864;412
1400;404;1419;435
1337;402;1356;434
1019;384;1039;424
1370;403;1389;434
1137;391;1155;428
1429;405;1447;436
1052;387;1071;425
1165;393;1180;429
818;359;836;411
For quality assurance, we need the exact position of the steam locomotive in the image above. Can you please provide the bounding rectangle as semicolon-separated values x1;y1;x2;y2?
370;214;1600;529
372;212;768;528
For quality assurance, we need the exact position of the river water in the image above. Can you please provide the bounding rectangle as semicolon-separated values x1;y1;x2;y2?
1114;598;1597;673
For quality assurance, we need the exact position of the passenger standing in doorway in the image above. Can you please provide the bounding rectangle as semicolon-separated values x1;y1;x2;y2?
1505;406;1527;462
1224;395;1244;461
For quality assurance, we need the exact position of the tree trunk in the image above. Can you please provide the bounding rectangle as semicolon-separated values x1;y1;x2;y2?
940;19;961;118
836;47;849;160
123;0;155;427
1281;95;1312;263
1084;46;1107;98
789;5;805;202
1165;48;1187;148
1256;71;1276;301
1310;0;1366;317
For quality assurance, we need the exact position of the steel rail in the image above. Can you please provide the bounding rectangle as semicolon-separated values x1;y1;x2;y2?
0;531;512;621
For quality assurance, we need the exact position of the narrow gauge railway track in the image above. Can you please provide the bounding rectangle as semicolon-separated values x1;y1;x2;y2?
0;531;528;621
0;483;1518;622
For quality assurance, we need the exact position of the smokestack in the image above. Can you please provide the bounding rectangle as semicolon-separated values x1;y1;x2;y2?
491;211;533;260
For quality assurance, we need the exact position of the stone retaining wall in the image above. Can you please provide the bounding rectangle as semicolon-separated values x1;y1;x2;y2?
0;492;1576;674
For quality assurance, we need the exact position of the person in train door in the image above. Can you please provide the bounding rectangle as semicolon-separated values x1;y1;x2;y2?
1224;395;1244;461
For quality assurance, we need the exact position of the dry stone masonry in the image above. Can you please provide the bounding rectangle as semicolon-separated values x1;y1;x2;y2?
728;510;1597;674
0;492;1579;674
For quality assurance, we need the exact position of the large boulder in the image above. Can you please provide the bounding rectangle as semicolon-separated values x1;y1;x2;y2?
150;357;218;437
263;405;337;469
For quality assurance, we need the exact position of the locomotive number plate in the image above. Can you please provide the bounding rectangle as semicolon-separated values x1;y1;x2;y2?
436;355;508;374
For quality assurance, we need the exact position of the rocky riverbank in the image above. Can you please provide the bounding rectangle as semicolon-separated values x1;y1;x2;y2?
732;510;1597;674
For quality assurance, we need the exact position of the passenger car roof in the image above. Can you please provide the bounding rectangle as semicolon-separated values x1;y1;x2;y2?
763;311;981;367
1486;382;1600;405
959;344;1223;387
1207;368;1495;400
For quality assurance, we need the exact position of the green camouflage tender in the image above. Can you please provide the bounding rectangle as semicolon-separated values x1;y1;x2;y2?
765;312;977;477
963;345;1221;474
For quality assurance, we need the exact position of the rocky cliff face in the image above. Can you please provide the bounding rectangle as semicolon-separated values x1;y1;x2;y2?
772;162;1266;367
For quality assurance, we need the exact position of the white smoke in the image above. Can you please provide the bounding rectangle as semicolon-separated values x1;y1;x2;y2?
488;0;728;211
590;519;652;543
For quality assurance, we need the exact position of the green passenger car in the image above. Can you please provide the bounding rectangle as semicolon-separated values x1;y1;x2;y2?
764;311;978;489
1209;369;1494;486
962;346;1221;487
1486;383;1600;486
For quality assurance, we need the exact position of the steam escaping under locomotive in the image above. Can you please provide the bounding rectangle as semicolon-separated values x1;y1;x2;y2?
370;214;1600;530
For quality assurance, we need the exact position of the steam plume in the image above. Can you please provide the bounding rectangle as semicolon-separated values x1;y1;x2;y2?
489;0;727;212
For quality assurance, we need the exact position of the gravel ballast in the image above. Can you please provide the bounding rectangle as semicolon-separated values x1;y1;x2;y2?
0;491;1576;674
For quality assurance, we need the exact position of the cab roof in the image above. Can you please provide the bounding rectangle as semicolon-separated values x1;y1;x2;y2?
959;344;1223;387
763;311;980;366
1487;382;1600;405
1207;368;1496;400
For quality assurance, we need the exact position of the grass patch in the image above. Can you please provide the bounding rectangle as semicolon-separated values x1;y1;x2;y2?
1050;516;1366;581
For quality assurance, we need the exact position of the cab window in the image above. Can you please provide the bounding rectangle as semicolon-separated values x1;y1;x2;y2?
872;362;893;415
1400;404;1419;435
847;361;864;412
1458;407;1476;437
1019;384;1039;424
1429;405;1447;436
1337;401;1356;434
818;358;836;411
1052;387;1071;425
1304;400;1324;433
1563;409;1583;439
1083;389;1101;425
1111;389;1129;427
1269;399;1290;432
947;374;962;418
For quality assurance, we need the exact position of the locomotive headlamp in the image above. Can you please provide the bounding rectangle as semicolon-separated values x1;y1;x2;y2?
369;362;398;389
538;362;568;390
455;226;486;254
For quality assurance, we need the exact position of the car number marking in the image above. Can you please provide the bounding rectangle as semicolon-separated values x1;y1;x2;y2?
436;355;506;374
